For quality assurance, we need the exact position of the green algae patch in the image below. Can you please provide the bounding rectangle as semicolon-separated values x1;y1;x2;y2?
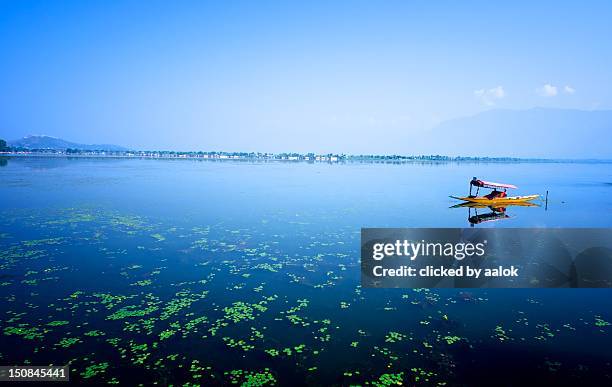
225;369;276;386
160;329;177;341
410;367;438;384
385;331;406;343
94;292;134;309
84;330;105;337
150;233;166;242
111;215;146;229
47;320;69;327
128;342;150;365
370;372;404;387
159;290;208;320
81;362;109;379
183;316;208;333
131;279;153;287
4;325;46;340
56;337;81;348
107;305;159;320
493;325;511;342
594;317;610;327
442;335;462;345
22;237;65;246
223;337;255;351
264;349;279;357
224;301;262;323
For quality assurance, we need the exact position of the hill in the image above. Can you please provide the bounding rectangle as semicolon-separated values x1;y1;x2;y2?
8;135;127;151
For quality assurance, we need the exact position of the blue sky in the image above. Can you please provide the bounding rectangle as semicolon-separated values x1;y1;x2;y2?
1;1;611;153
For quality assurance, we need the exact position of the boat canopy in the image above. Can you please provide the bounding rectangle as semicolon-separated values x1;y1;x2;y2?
470;178;517;190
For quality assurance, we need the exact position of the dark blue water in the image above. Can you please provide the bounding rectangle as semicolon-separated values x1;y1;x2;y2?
1;156;611;385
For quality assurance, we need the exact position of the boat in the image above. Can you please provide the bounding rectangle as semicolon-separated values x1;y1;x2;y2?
450;194;540;204
450;177;539;205
449;201;539;209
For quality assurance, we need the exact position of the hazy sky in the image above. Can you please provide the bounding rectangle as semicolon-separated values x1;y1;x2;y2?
1;1;611;153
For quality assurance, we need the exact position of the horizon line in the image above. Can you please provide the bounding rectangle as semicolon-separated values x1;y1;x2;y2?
4;149;612;163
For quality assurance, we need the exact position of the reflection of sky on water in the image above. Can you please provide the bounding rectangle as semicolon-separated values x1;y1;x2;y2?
0;157;611;385
3;157;612;228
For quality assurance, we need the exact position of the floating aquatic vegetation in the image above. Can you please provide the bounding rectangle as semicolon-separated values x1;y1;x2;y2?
252;263;282;272
370;372;404;387
22;237;65;246
223;337;255;351
84;330;105;337
110;215;146;229
107;305;159;320
534;323;555;341
410;368;437;384
0;245;46;270
264;349;279;357
150;233;166;242
69;291;84;299
3;325;46;340
46;320;69;326
56;337;81;348
385;331;407;343
286;314;309;326
189;359;213;381
493;325;511;342
282;298;310;326
81;362;109;379
222;298;271;324
160;329;176;341
131;279;153;287
94;293;134;309
184;316;208;332
128;341;150;365
250;327;264;340
2;205;611;386
594;316;610;327
314;326;331;342
159;290;208;320
224;302;257;323
225;369;276;386
441;335;462;345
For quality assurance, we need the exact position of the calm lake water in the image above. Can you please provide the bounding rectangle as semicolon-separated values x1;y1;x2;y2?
1;156;611;385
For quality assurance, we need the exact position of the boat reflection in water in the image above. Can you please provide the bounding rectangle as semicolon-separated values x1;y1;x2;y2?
450;202;539;227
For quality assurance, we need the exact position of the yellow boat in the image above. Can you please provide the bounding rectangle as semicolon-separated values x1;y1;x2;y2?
450;201;539;209
450;194;539;205
450;177;539;205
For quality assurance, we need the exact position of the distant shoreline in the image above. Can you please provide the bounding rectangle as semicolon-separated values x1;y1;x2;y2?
2;151;611;164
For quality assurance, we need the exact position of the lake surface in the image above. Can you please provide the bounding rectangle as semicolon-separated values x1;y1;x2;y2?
1;156;611;385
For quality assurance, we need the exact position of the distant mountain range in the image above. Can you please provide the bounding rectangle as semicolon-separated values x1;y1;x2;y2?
5;108;612;158
421;108;612;159
9;135;127;151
